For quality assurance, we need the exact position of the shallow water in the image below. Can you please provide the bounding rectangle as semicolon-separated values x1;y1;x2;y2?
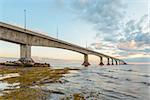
0;57;149;99
44;64;150;100
0;73;20;96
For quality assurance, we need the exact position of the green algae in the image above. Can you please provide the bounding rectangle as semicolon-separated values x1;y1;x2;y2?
62;93;85;100
1;88;48;100
0;66;70;100
1;67;69;86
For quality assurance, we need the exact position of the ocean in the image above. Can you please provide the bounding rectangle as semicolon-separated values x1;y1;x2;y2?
0;57;150;100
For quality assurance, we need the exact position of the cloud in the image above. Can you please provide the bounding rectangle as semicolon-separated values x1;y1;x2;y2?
52;0;149;61
90;42;102;49
89;42;120;57
87;12;150;59
118;40;138;51
71;0;125;35
90;42;116;50
118;14;150;56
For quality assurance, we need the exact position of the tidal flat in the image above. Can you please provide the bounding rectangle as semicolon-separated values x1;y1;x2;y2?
0;65;80;100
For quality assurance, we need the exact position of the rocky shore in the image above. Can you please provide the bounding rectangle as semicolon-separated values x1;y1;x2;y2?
0;63;79;100
0;61;50;67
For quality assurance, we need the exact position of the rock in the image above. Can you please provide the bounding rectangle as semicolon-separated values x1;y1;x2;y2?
34;63;50;67
18;58;34;64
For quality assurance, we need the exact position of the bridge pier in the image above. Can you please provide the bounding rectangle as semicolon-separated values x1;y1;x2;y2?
111;59;114;65
99;56;104;65
123;61;127;65
107;58;110;65
115;60;118;65
82;54;90;66
19;44;34;63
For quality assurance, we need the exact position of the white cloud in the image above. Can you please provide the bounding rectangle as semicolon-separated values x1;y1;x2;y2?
53;0;150;61
71;0;125;35
118;14;150;56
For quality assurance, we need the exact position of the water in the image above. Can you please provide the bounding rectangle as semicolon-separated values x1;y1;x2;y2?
42;64;149;100
0;73;20;96
0;58;150;100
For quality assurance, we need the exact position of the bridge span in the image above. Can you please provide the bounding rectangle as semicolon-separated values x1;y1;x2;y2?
0;22;126;66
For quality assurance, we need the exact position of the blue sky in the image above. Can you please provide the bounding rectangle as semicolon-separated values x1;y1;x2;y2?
0;0;149;64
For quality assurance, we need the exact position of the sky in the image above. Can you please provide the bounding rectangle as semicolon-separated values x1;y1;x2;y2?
0;0;149;64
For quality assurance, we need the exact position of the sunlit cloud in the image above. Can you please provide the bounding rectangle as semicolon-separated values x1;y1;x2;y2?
71;0;150;62
118;15;150;58
118;40;138;51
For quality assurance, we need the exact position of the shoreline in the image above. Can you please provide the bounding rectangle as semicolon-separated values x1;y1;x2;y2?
0;65;80;99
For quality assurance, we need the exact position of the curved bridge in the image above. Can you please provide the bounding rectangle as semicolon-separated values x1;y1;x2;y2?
0;22;126;66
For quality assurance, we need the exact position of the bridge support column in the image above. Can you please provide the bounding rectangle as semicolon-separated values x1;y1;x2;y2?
115;60;118;65
99;56;104;65
82;54;90;66
111;59;114;65
123;61;127;65
19;44;34;63
107;58;110;65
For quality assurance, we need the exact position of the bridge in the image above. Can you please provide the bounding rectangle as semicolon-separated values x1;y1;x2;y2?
0;22;126;66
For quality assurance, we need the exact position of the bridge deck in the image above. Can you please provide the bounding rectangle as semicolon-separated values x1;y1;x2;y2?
0;22;121;61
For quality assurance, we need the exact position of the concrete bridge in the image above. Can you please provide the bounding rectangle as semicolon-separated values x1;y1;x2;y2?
0;22;126;66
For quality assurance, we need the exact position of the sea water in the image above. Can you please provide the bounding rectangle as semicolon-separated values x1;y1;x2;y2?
44;64;149;100
0;58;149;100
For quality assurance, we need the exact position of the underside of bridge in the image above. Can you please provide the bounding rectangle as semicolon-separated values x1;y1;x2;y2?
17;44;126;66
0;22;127;66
